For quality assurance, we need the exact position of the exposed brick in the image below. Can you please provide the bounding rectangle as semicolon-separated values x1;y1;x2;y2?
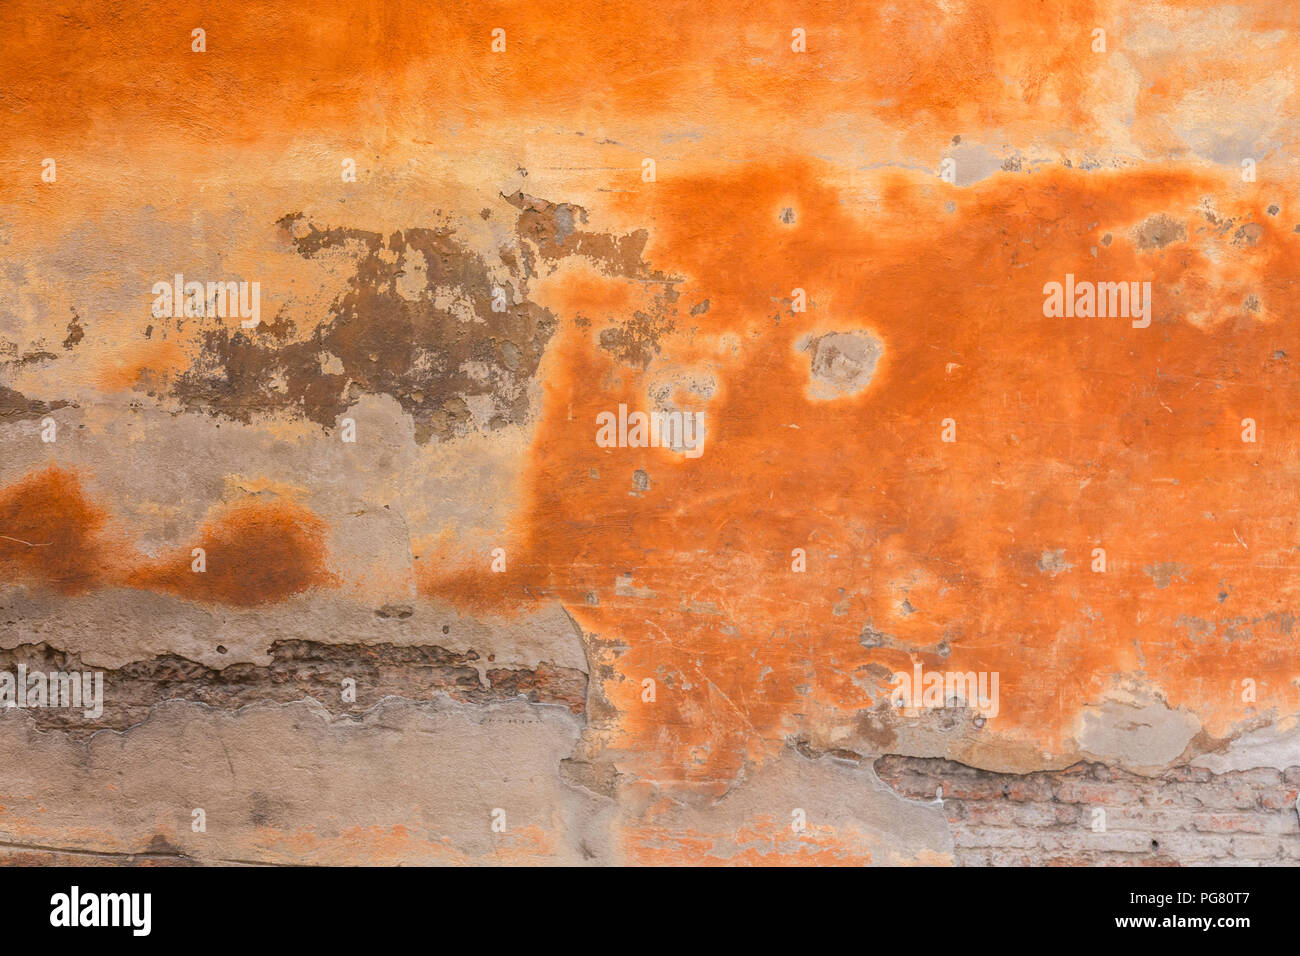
1037;830;1152;854
939;801;969;822
1102;807;1193;831
939;777;1014;801
1191;811;1297;835
1152;832;1234;860
1142;789;1183;808
879;758;1299;866
1179;785;1257;810
962;803;1018;826
876;771;943;801
1162;766;1214;784
1003;777;1055;802
1259;788;1298;810
953;827;1038;849
969;849;1041;867
1087;764;1121;782
1012;802;1079;827
1231;836;1283;860
1055;780;1143;805
1230;768;1284;787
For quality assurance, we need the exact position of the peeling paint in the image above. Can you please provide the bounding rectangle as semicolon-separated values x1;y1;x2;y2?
1;0;1299;866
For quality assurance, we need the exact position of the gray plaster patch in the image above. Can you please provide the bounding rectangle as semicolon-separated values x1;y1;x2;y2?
1075;696;1201;771
0;585;589;675
798;330;884;400
0;696;614;864
624;744;952;864
943;142;1005;187
1038;549;1073;576
1192;723;1300;774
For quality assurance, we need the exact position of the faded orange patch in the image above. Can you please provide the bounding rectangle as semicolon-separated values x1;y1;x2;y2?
625;818;875;866
410;159;1300;795
95;340;188;394
2;0;1298;867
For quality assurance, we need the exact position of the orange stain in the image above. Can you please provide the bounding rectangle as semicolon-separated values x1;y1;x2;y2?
410;159;1300;797
0;466;334;607
2;0;1298;866
0;466;114;594
131;497;334;607
94;340;188;394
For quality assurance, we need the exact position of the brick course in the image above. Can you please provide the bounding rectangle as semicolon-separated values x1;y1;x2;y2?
875;757;1300;866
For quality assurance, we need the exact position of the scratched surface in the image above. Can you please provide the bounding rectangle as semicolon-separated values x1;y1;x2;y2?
0;1;1298;864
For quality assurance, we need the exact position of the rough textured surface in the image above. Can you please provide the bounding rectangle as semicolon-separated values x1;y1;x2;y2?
1;0;1298;865
876;756;1300;866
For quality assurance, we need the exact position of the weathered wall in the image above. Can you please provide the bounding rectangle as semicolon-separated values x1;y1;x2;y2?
0;0;1298;865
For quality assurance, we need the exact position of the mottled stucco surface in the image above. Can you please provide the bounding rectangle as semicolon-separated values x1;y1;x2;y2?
0;1;1298;864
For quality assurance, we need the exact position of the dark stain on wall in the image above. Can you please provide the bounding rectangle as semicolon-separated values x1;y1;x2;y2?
0;639;587;733
170;215;560;444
